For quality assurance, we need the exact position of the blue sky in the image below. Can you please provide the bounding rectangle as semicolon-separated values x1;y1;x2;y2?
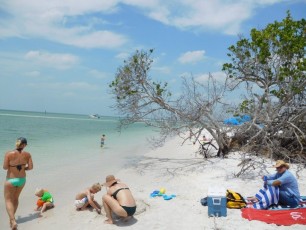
0;0;305;116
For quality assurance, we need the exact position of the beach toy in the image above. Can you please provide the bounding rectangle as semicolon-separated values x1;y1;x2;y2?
37;199;45;207
150;189;175;200
159;188;166;194
163;194;176;200
150;190;160;198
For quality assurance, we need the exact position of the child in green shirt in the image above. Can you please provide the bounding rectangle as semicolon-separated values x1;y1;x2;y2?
34;188;54;215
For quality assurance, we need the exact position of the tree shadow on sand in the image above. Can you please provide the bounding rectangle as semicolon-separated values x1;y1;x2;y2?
132;156;215;179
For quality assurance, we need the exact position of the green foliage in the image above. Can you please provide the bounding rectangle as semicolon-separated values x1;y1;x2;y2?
222;11;306;102
239;99;254;114
153;81;169;96
222;12;306;162
110;49;171;103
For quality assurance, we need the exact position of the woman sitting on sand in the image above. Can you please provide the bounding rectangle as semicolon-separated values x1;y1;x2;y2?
75;183;102;214
102;175;136;224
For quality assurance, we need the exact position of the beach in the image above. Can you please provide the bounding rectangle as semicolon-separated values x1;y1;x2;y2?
0;110;154;229
2;131;306;230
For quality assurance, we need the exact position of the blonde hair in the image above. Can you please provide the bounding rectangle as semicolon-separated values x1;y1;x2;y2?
16;140;22;148
35;188;44;196
91;183;102;192
16;137;27;148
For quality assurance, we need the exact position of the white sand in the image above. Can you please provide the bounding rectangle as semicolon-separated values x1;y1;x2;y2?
2;136;306;230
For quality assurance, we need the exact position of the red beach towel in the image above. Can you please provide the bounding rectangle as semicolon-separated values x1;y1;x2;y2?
241;207;306;226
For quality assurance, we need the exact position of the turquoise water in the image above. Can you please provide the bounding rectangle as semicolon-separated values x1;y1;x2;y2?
0;109;155;169
0;109;157;227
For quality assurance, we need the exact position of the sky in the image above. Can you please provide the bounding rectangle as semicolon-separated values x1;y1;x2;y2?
0;0;305;116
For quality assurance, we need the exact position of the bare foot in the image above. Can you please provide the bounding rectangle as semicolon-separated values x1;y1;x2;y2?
247;203;256;208
10;219;18;230
104;219;113;224
247;197;258;202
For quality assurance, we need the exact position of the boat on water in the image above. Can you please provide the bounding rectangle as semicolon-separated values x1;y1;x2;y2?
89;114;101;119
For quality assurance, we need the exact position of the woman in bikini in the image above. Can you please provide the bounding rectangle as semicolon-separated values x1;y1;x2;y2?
3;137;33;229
102;175;136;224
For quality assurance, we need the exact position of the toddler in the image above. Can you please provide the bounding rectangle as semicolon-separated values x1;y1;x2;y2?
34;188;54;215
75;183;102;214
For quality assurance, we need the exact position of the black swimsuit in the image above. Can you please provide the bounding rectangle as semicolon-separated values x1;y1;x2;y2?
111;187;136;216
121;205;136;216
10;149;26;171
112;188;130;200
10;164;25;171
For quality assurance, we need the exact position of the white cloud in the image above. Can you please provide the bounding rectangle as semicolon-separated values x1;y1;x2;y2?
122;0;284;35
178;50;205;64
25;50;79;69
115;52;130;60
179;72;193;78
57;30;127;49
89;69;110;79
0;0;289;47
195;71;227;83
0;0;127;48
152;66;171;74
122;0;160;8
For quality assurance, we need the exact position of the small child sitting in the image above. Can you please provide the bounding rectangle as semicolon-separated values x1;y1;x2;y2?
75;183;102;214
34;188;54;215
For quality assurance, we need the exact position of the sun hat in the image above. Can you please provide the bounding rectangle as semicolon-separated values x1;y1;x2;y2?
103;175;119;186
273;160;290;169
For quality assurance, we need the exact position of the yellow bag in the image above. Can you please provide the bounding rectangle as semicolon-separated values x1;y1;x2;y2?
226;189;247;209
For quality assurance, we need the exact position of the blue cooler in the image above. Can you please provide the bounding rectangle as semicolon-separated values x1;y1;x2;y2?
207;186;227;217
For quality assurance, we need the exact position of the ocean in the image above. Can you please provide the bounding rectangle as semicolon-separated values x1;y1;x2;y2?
0;110;156;171
0;109;157;227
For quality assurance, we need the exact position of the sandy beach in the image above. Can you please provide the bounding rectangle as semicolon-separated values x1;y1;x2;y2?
2;135;306;230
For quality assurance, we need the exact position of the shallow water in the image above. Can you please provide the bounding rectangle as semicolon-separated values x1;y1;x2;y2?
0;110;156;228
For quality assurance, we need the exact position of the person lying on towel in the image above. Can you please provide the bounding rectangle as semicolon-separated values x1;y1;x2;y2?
247;160;300;209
